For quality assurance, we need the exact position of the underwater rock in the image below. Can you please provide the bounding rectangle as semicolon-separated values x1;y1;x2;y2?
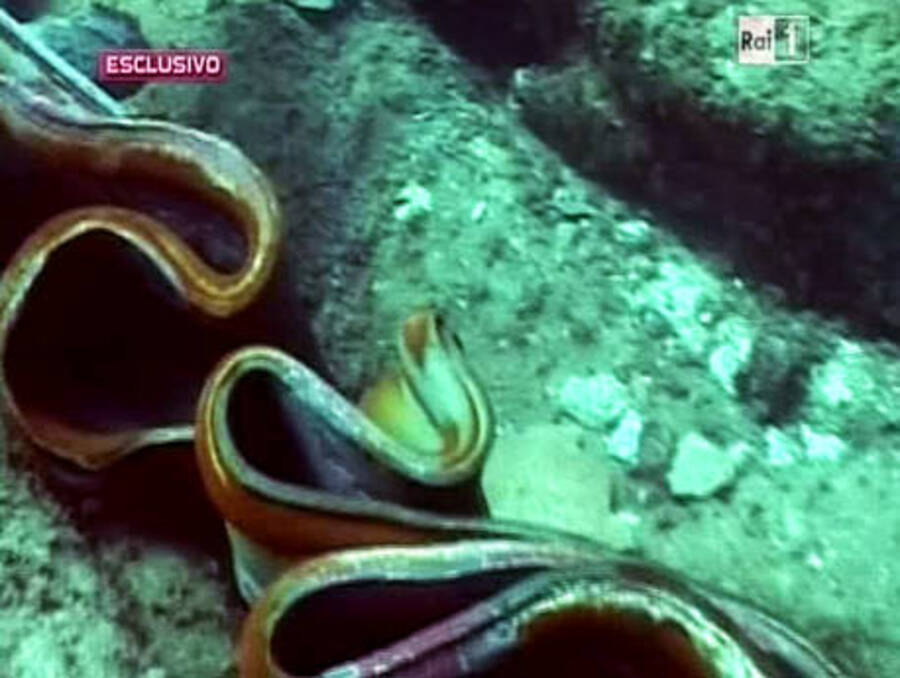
548;184;601;220
666;432;738;498
556;372;628;429
612;218;653;248
230;0;335;10
707;316;755;395
483;423;634;550
607;407;643;467
637;260;717;356
764;424;847;467
805;339;900;442
765;426;802;467
393;182;432;223
799;425;846;462
286;0;334;10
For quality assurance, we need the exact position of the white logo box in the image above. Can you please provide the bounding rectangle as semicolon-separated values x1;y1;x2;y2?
738;15;810;65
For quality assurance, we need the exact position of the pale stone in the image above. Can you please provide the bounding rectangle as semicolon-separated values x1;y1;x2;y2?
393;183;432;222
800;425;847;462
708;316;755;394
285;0;335;9
483;423;633;549
607;408;643;466
557;373;628;429
765;426;801;466
666;432;737;498
613;219;652;246
637;261;718;355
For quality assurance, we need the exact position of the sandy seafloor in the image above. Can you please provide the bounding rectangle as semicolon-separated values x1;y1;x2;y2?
0;0;898;676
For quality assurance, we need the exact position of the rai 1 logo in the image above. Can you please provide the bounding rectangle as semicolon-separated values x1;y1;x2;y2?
738;16;810;65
